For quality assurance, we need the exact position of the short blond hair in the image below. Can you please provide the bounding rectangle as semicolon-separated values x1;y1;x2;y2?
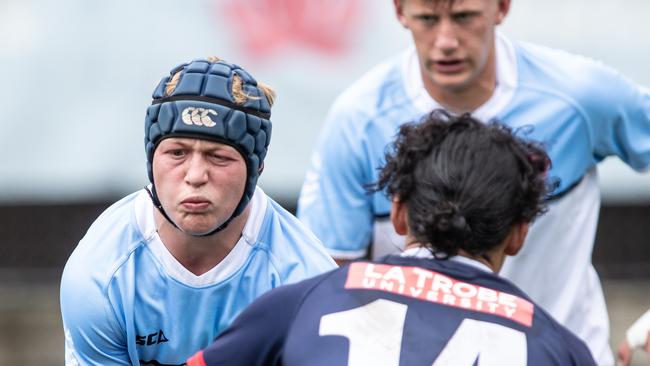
164;56;276;107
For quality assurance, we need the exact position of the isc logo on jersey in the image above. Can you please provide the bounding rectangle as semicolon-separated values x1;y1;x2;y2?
182;107;217;127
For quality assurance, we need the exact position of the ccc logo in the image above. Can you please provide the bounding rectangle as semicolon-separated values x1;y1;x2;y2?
181;107;217;127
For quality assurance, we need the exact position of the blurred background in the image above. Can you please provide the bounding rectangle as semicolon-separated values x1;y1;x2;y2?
1;0;649;364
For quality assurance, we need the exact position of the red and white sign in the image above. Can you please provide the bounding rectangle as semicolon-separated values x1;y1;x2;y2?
220;0;364;57
345;262;535;327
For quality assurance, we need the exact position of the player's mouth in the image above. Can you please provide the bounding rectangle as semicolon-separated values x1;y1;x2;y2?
181;197;211;212
432;59;466;74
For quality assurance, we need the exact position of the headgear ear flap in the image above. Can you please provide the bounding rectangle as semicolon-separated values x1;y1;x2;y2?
144;58;272;235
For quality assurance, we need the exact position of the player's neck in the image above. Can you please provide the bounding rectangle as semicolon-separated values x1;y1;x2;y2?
458;249;504;274
154;205;250;276
422;49;497;114
404;242;502;273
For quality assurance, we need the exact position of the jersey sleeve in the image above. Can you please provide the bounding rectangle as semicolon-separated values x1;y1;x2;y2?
60;260;130;365
584;65;650;170
187;278;314;366
296;101;375;260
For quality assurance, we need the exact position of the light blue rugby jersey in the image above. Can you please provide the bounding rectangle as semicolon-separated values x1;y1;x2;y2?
61;186;336;366
298;33;650;259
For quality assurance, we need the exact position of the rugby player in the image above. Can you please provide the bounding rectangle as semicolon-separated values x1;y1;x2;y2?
188;111;596;365
60;57;335;365
297;1;650;364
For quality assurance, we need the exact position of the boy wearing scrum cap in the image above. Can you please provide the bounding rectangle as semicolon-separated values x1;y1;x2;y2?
60;57;335;365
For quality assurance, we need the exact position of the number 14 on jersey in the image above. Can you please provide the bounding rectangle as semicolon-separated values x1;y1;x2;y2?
320;299;526;365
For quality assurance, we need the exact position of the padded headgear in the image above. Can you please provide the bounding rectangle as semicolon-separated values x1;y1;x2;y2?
144;58;272;233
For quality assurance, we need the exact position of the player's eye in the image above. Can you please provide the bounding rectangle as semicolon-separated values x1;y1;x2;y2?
415;14;439;26
169;149;186;158
209;153;236;165
452;11;476;23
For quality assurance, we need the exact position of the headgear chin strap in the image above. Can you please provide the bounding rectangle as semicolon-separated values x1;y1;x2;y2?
144;59;272;236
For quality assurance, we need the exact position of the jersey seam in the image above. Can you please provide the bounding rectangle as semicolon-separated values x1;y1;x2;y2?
263;246;285;286
515;84;594;164
515;81;596;189
105;242;146;338
102;208;150;338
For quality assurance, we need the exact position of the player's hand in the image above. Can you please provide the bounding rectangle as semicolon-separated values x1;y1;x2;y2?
617;310;650;366
616;335;650;366
616;339;633;366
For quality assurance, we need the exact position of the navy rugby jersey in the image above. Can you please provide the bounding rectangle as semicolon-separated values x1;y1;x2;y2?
189;255;596;366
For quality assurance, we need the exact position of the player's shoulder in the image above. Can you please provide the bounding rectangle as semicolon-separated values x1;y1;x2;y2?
328;49;412;122
229;268;339;332
60;191;147;346
193;269;340;366
260;268;339;306
427;257;595;364
253;187;326;251
251;188;337;276
527;306;597;364
62;190;147;288
516;41;611;79
514;41;638;107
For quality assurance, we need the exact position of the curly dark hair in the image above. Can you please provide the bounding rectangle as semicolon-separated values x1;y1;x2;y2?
374;110;553;259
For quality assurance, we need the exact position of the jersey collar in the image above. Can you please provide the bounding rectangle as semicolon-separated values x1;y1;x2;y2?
134;185;268;287
400;247;494;273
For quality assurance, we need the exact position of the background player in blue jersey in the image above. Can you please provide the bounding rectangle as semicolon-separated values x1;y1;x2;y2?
297;0;650;364
59;57;336;365
188;111;596;366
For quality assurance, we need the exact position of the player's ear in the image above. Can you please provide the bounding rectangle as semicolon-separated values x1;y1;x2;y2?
495;0;511;25
394;0;409;28
504;222;528;256
391;198;409;236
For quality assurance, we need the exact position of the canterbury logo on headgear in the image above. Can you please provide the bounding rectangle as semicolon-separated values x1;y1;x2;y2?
181;107;217;127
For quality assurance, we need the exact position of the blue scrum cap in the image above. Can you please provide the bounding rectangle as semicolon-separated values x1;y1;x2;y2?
144;58;273;221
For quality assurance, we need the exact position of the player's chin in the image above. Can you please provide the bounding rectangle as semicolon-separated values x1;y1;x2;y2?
177;215;224;236
181;225;220;236
424;66;471;90
432;73;473;92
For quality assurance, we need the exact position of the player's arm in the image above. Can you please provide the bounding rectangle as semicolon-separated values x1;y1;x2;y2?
586;68;650;171
186;281;308;366
296;103;375;261
617;309;650;366
60;264;130;365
